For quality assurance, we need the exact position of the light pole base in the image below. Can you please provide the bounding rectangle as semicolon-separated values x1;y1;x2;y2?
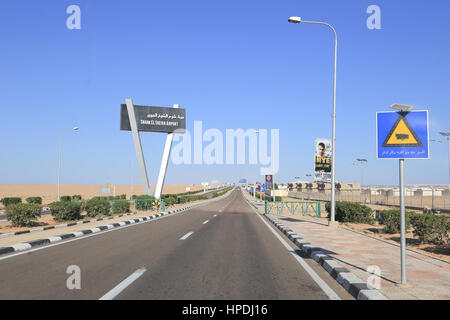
328;220;339;227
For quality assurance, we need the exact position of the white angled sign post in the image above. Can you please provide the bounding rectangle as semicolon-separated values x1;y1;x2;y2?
126;98;151;195
155;104;180;199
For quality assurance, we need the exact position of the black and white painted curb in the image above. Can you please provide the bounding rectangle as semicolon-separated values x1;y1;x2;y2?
0;188;235;257
0;212;140;239
265;214;387;300
241;192;387;301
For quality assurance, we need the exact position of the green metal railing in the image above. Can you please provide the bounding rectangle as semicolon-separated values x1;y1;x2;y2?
265;201;321;217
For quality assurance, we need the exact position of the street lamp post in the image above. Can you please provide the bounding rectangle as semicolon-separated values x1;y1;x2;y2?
438;132;450;186
355;159;368;203
355;158;368;186
57;127;79;201
288;16;338;225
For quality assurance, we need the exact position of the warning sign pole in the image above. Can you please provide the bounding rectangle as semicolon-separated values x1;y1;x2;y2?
399;159;407;285
378;105;430;286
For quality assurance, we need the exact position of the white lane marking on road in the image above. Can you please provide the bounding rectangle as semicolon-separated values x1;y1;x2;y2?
99;267;147;300
0;192;236;261
203;220;209;225
179;232;194;240
252;205;341;300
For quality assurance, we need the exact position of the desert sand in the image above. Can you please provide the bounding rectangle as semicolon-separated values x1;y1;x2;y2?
0;184;204;206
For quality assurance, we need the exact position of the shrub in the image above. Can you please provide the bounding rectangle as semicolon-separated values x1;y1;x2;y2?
49;201;82;222
72;195;82;201
410;214;449;245
259;193;282;202
1;197;22;207
378;210;412;234
164;195;177;207
120;194;127;200
26;197;43;205
61;196;72;202
6;203;41;227
85;198;111;217
112;200;131;214
135;197;156;211
326;201;375;225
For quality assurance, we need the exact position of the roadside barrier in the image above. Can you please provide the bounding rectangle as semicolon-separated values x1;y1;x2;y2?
264;201;321;217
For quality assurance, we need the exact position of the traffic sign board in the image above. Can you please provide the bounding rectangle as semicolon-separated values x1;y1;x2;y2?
377;111;429;159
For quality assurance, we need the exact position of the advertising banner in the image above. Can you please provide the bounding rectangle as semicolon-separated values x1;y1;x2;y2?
314;138;332;183
265;175;273;191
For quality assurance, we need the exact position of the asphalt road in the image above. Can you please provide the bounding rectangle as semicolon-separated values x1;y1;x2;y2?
0;189;352;300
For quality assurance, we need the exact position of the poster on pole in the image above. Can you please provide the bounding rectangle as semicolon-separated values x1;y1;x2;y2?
265;175;273;191
314;138;332;183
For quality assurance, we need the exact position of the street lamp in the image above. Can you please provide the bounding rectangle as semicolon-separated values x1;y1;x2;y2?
355;158;368;187
57;127;79;201
288;16;338;226
438;132;450;186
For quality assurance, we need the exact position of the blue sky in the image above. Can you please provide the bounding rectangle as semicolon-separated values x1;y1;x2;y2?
0;0;449;186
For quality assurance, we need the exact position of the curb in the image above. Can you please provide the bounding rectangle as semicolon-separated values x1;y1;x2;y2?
264;214;387;300
0;188;235;257
0;210;186;257
241;192;387;301
0;212;140;239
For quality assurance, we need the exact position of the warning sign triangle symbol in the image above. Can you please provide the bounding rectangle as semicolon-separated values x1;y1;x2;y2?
383;115;423;148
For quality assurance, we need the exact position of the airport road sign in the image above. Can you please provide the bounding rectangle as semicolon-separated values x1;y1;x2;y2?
121;104;186;133
376;110;429;159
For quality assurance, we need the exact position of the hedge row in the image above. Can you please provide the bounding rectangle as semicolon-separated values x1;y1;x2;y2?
325;202;375;225
1;197;22;207
26;197;42;205
95;195;127;201
256;192;282;202
1;197;44;206
324;203;449;245
3;189;232;227
159;187;233;208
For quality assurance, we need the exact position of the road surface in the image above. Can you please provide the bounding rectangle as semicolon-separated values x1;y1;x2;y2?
0;188;352;300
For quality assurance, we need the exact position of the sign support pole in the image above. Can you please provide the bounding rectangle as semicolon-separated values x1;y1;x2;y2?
126;98;151;195
399;158;407;285
447;137;450;186
154;104;180;200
